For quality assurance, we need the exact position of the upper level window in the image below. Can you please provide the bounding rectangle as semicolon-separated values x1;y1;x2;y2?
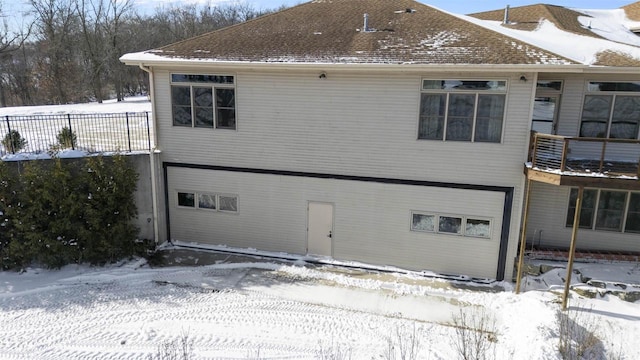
419;80;506;143
580;82;640;139
171;74;236;130
536;81;563;92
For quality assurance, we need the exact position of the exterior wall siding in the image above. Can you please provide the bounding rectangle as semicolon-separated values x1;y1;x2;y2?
167;166;507;279
529;74;640;254
154;69;531;187
526;181;640;253
152;67;533;280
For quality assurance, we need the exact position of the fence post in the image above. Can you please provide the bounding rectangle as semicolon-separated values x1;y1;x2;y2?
146;112;151;151
4;115;14;154
125;112;132;152
67;114;75;150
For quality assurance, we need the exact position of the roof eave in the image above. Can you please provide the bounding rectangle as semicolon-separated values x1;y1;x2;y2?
121;53;588;73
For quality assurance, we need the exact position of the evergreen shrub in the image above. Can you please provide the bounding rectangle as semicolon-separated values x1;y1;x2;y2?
56;127;77;149
0;155;145;270
2;130;27;153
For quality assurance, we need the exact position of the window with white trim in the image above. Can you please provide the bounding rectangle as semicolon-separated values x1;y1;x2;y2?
566;188;640;233
170;74;236;129
579;81;640;139
176;191;238;213
411;211;491;238
418;80;507;142
177;192;195;208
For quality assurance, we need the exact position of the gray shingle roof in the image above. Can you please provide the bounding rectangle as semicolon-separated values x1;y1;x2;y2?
151;0;574;65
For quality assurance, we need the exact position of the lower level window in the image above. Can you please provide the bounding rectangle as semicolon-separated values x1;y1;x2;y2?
411;211;491;238
219;195;238;212
177;192;195;207
177;191;238;213
566;188;639;233
439;216;462;234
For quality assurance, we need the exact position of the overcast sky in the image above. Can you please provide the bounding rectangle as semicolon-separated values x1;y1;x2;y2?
3;0;636;29
131;0;636;14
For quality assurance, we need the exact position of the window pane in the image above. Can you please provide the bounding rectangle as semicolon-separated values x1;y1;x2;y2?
423;80;506;91
177;192;195;207
172;86;192;126
625;193;640;233
195;108;214;127
466;219;490;238
439;216;462;234
411;213;435;232
193;87;214;127
172;74;234;84
446;94;474;141
610;96;640;139
216;88;235;108
217;109;236;129
216;89;236;130
596;191;626;231
171;86;191;105
193;87;213;107
198;193;216;210
418;94;445;139
566;188;597;228
173;106;192;126
588;82;640;92
422;80;445;90
580;95;612;137
219;195;238;212
537;81;562;91
475;94;505;142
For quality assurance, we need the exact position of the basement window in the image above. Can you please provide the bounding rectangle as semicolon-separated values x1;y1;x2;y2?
177;192;195;208
411;211;491;238
177;191;238;213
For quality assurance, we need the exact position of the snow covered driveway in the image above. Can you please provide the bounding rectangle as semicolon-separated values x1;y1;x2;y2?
0;258;638;359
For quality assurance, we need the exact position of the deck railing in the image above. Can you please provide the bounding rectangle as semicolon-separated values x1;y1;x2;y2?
1;112;152;155
529;132;640;177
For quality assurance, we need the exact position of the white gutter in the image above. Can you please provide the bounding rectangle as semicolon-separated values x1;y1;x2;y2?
138;64;161;246
121;57;589;74
122;54;640;75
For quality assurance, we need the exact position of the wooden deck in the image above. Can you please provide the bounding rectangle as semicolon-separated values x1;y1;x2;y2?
526;132;640;190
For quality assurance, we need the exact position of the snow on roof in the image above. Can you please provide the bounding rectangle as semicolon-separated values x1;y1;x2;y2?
467;5;640;66
464;8;640;66
576;8;640;46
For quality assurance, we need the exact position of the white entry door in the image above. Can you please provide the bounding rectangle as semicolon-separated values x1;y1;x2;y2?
307;202;333;257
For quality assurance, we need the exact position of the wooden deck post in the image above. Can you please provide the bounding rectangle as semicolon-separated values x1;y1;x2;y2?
562;185;583;311
560;138;569;172
515;179;532;294
598;140;608;173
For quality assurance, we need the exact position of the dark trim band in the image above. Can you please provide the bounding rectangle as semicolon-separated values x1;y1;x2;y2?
163;162;515;280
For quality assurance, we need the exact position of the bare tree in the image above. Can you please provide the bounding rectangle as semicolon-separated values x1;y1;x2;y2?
30;0;82;104
0;1;33;107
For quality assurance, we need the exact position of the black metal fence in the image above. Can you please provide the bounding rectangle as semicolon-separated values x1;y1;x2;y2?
1;112;151;155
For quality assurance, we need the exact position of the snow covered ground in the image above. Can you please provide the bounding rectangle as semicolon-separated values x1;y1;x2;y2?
0;246;638;360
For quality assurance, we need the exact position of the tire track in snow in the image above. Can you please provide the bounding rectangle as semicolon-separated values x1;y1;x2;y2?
0;266;457;359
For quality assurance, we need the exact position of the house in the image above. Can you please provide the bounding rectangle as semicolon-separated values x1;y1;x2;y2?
121;0;640;281
469;3;640;266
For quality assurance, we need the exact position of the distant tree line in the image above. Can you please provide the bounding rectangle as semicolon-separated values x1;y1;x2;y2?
0;0;279;107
